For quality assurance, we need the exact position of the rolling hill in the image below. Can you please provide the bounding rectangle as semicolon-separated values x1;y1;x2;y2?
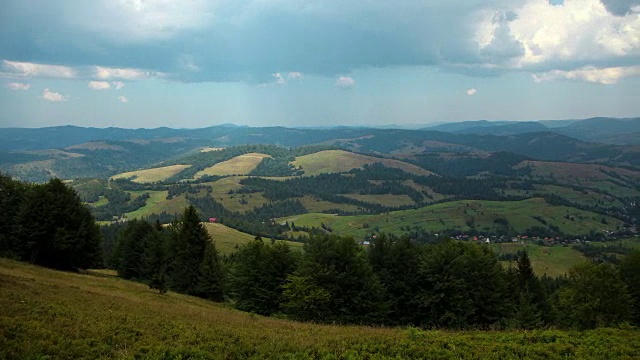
111;164;192;183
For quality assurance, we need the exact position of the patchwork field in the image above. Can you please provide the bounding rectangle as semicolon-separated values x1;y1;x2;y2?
2;259;638;359
111;164;192;183
208;176;271;213
278;198;623;239
292;150;434;176
194;153;271;178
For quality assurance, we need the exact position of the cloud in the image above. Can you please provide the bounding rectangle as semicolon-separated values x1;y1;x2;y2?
5;82;30;90
532;65;640;84
42;89;67;102
336;76;355;89
112;81;125;89
88;81;111;90
94;66;153;80
3;60;76;78
118;96;129;103
1;1;638;84
287;72;303;80
272;72;286;85
467;88;477;95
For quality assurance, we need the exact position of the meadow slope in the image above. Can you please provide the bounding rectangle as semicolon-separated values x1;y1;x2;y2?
1;259;639;359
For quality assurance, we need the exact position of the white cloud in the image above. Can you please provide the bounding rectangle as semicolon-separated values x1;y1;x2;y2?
5;82;30;90
467;88;477;95
533;65;640;84
94;66;153;80
112;81;125;89
272;72;286;85
335;76;355;89
118;96;129;103
88;81;111;90
476;0;640;70
3;60;76;78
287;72;303;80
42;89;67;102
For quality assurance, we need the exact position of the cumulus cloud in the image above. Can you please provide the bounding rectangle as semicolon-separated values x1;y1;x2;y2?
118;96;129;103
42;89;67;102
287;72;303;80
88;81;111;90
5;82;30;90
336;76;355;89
112;81;125;89
467;88;478;95
532;65;640;84
3;60;76;78
1;1;639;84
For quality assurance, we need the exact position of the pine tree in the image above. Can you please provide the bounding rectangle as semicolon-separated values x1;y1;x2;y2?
144;230;169;294
115;219;155;280
169;206;210;295
197;242;225;301
617;250;640;325
511;250;552;328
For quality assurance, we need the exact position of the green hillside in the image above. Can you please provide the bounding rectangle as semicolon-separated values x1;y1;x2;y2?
280;198;623;238
202;222;302;255
111;164;192;183
2;258;638;359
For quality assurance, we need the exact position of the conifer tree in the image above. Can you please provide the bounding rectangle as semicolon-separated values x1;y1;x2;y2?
617;250;640;325
510;250;552;328
144;230;169;294
197;242;225;301
15;178;101;270
115;219;155;280
169;206;210;295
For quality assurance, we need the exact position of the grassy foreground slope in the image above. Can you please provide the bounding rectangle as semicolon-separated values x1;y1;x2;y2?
1;259;639;360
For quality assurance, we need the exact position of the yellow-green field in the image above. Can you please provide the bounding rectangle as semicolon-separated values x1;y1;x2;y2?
202;222;303;255
111;164;192;183
278;198;623;239
124;191;189;219
292;150;434;176
194;153;271;178
345;193;416;207
208;176;271;213
1;259;639;359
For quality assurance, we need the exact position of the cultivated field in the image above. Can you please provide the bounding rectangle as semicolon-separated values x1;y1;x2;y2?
111;164;192;183
493;243;587;277
124;190;190;219
292;150;435;176
1;259;638;359
194;153;271;178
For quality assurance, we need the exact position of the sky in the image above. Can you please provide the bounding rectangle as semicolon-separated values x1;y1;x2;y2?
0;0;639;129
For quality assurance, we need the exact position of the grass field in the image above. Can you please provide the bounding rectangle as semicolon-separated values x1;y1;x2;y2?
292;150;434;176
111;164;192;183
208;176;271;213
345;193;416;207
492;243;587;277
1;259;639;359
278;198;623;239
202;222;303;255
194;153;271;178
124;191;189;219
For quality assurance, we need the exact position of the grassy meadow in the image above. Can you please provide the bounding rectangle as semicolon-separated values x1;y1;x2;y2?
292;150;434;176
492;243;587;277
194;153;271;178
202;222;303;255
2;258;639;359
111;164;192;183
